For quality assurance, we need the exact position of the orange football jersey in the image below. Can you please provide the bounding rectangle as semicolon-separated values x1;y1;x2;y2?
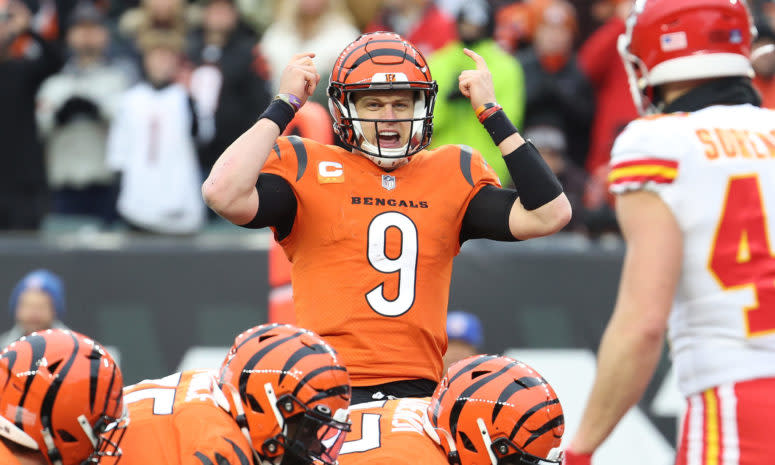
261;136;500;385
339;398;447;465
0;441;22;465
116;370;254;465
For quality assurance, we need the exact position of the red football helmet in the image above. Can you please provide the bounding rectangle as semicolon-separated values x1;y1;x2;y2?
425;355;564;465
619;0;755;114
328;32;438;169
0;329;126;465
218;324;351;465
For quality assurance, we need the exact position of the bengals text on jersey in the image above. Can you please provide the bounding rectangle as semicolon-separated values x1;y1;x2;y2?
113;370;254;465
261;135;500;386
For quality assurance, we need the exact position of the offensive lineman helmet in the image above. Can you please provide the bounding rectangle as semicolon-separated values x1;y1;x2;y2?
218;324;351;465
328;32;438;169
425;355;564;465
0;329;126;465
619;0;755;114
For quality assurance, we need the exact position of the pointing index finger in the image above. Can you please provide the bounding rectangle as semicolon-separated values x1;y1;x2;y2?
463;48;489;71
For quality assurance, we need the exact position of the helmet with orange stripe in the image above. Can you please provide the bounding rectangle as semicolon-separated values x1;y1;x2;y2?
425;355;564;465
218;324;351;465
328;31;438;169
0;329;126;465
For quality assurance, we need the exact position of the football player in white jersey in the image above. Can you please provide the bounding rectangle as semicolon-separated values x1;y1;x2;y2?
563;1;775;464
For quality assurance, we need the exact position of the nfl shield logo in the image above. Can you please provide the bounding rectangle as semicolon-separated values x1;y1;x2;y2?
382;174;396;191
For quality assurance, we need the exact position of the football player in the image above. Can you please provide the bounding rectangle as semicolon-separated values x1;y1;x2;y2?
0;329;126;465
114;324;351;465
202;31;571;403
564;1;775;464
338;354;564;465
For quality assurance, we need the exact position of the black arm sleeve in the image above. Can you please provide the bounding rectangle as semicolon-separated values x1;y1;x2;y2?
460;185;520;244
239;173;297;240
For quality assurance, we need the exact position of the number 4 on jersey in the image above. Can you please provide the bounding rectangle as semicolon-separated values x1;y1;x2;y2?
709;175;775;336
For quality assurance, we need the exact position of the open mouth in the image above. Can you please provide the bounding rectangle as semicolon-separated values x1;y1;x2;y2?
378;130;402;149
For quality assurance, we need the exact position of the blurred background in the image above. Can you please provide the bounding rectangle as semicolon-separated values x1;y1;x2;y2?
4;0;775;463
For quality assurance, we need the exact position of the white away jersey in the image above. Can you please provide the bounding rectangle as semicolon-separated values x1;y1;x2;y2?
608;104;775;396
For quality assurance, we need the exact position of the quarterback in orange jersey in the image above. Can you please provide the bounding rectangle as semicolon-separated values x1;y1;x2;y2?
114;324;351;465
338;355;565;465
0;329;126;465
203;31;571;402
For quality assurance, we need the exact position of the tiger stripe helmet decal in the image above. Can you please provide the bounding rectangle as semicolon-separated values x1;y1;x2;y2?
218;324;351;465
0;329;126;465
427;355;564;465
328;31;438;168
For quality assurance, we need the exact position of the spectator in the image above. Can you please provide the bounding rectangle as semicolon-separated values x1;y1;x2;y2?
578;0;636;174
107;30;205;234
0;0;63;231
517;0;594;168
524;123;588;233
492;0;552;54
0;269;68;347
429;0;525;186
444;310;483;371
365;0;457;57
752;20;775;109
260;0;359;106
493;1;533;54
118;0;190;51
36;2;129;225
187;0;271;178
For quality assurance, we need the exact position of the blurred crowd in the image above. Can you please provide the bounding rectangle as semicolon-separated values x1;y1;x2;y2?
3;0;775;237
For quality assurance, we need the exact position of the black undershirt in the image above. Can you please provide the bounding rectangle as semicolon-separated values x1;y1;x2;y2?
240;173;519;243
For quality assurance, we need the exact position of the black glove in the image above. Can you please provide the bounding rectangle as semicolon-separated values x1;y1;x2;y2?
55;96;100;125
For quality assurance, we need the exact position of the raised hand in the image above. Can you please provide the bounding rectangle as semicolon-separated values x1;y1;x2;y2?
458;48;497;111
277;52;321;108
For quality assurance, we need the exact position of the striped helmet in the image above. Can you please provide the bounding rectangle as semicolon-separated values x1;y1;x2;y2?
218;324;351;465
0;329;126;465
426;355;564;465
328;31;438;169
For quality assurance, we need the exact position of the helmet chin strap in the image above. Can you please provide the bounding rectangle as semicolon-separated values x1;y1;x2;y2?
40;426;63;465
220;382;264;464
421;410;462;465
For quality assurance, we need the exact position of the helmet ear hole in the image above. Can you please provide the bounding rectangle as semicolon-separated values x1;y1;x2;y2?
459;431;478;452
48;360;63;373
471;370;489;379
57;429;78;442
246;394;264;413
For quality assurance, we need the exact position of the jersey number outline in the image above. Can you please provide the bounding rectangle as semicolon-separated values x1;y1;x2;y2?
123;372;181;415
365;212;419;317
708;174;775;337
340;413;382;454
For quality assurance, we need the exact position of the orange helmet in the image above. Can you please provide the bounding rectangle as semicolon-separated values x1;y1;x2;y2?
0;329;126;465
426;355;564;465
328;31;438;169
218;324;351;465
